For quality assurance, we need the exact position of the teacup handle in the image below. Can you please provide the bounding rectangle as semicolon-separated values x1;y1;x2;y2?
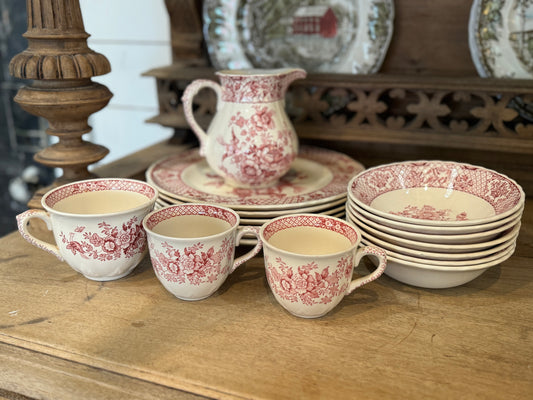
181;79;223;157
346;246;387;295
16;209;64;261
231;226;263;273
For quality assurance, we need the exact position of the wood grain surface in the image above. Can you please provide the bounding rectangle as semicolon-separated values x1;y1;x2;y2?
1;200;532;399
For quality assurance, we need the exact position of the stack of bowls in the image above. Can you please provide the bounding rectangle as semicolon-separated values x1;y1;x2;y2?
346;161;525;288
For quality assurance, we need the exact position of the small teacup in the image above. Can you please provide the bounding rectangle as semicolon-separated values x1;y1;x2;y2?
143;204;262;301
260;214;387;318
17;178;158;281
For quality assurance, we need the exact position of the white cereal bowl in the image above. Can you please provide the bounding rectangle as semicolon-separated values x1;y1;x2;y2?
347;200;524;235
354;221;521;261
348;208;521;252
347;202;522;244
348;161;525;227
372;243;516;289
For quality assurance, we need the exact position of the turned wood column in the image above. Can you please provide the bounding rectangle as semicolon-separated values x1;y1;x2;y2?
9;0;113;209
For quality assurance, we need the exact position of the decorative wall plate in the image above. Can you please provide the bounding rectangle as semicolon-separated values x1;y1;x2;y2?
146;146;364;210
469;0;533;78
203;0;394;74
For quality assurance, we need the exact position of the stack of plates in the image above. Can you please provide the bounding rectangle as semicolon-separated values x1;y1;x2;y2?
146;146;365;243
346;161;525;289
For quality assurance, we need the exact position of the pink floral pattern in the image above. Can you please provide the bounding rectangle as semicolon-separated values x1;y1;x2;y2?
147;146;364;207
350;161;524;217
262;214;359;244
149;238;233;285
265;255;352;306
390;205;469;221
217;105;295;186
59;216;146;261
219;74;290;103
45;178;155;209
144;204;237;231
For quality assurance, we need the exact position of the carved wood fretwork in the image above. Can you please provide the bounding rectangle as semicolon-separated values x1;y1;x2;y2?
144;67;533;155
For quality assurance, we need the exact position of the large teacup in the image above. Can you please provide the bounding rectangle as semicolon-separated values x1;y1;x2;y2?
260;214;387;318
143;204;262;301
17;178;158;281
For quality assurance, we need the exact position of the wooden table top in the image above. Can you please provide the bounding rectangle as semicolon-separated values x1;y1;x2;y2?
1;144;532;400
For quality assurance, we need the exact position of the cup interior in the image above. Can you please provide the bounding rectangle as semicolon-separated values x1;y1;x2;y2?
261;214;359;256
144;204;239;239
43;178;157;215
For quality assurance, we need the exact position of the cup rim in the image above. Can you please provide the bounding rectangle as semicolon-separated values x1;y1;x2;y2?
41;178;158;218
142;203;241;241
260;213;360;258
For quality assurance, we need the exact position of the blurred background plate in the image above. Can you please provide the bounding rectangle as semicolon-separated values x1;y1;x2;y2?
203;0;394;73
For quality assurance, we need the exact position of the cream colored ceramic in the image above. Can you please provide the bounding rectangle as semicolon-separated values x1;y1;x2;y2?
349;208;520;252
157;191;347;217
241;205;346;225
146;146;363;210
374;244;516;289
356;223;520;261
348;160;525;227
182;68;306;188
347;200;525;235
17;178;158;281
260;214;387;318
365;240;516;267
347;203;522;245
143;204;262;301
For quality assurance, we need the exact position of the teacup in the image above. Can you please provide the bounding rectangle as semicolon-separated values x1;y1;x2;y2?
260;214;387;318
143;204;262;301
17;178;158;281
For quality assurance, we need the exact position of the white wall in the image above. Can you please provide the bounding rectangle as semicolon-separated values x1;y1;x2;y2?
79;0;173;165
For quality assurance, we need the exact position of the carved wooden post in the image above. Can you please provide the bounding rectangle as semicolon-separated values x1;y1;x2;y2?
9;0;112;208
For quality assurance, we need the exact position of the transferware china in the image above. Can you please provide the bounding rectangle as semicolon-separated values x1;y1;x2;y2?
348;160;524;226
147;146;364;210
356;223;520;262
17;178;158;281
203;0;395;74
260;214;387;318
348;199;524;235
143;204;262;301
376;244;516;289
350;210;520;253
182;68;306;188
347;203;521;244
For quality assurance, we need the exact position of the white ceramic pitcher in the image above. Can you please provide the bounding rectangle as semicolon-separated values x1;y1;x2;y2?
182;68;306;188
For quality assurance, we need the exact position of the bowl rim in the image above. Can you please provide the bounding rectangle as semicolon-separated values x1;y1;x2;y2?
348;160;525;227
348;206;521;249
383;243;516;272
358;222;520;261
347;199;524;235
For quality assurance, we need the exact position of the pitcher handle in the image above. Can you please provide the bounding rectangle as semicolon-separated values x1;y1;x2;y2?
231;226;262;272
181;79;223;157
346;246;387;295
16;209;64;261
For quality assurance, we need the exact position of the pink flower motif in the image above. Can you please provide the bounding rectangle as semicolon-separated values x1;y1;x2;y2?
267;259;349;307
102;238;118;253
61;216;145;261
151;241;230;286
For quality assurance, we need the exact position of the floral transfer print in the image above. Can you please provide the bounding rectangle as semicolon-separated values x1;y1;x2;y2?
390;205;468;222
265;255;353;306
350;161;522;215
59;216;146;261
217;105;295;186
149;238;234;285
